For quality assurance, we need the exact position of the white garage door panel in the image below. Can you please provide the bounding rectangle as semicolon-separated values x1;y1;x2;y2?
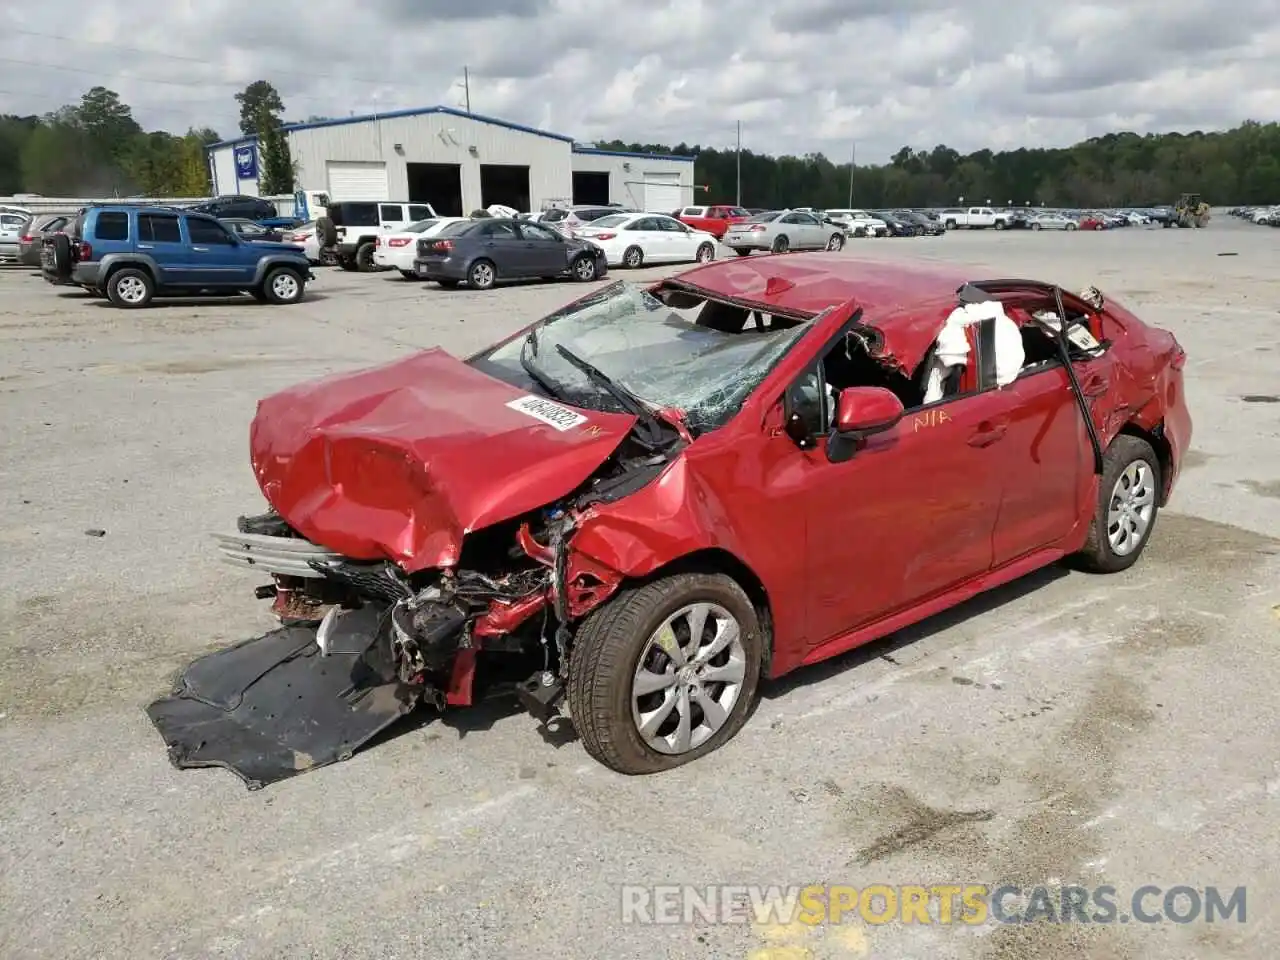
642;173;683;213
326;161;389;201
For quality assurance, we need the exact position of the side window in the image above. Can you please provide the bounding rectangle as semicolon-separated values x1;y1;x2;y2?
409;205;432;221
681;207;703;216
518;222;561;242
780;213;800;224
94;212;129;241
784;364;828;445
380;204;404;222
187;217;235;244
139;214;181;243
657;217;685;232
346;204;380;227
480;221;519;239
628;218;658;231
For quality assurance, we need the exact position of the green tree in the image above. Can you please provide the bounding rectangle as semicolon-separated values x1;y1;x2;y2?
0;115;40;194
235;80;285;136
255;104;295;196
73;86;141;164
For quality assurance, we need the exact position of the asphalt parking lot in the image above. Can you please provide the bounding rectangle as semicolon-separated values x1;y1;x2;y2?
2;220;1278;960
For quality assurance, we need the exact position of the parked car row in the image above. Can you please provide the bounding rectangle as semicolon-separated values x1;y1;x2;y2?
1228;205;1280;226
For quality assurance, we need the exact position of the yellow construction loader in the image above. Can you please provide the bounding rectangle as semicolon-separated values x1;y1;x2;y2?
1175;193;1211;228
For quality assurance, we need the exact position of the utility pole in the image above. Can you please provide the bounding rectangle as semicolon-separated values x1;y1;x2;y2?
736;120;742;207
847;141;856;207
463;67;471;113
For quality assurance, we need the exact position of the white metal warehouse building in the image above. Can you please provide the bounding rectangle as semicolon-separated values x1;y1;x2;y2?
206;106;696;215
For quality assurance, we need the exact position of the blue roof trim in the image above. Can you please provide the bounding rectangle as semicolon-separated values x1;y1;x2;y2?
573;147;696;163
268;105;574;142
207;134;259;150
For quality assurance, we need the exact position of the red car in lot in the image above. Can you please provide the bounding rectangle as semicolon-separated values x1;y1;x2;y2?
675;204;751;238
150;255;1192;788
1078;214;1108;230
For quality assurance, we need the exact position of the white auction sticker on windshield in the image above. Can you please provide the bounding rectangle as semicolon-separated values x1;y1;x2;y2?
506;395;588;432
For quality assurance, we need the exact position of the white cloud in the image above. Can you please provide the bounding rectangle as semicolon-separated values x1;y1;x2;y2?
3;0;1278;162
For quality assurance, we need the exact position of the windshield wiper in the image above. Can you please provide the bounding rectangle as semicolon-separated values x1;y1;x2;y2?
519;335;563;400
554;344;664;440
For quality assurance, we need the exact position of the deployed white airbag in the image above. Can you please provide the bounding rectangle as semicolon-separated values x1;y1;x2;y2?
922;299;1025;404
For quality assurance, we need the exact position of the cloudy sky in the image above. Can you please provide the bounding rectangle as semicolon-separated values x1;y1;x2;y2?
4;0;1277;162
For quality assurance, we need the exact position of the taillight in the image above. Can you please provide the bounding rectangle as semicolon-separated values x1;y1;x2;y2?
20;234;34;243
433;240;453;252
293;232;311;241
374;236;381;247
1171;340;1186;370
749;224;766;232
389;237;411;247
591;232;616;240
76;241;93;261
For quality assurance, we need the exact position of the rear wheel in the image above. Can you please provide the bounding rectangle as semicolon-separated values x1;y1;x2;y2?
1074;435;1160;573
1067;223;1078;231
106;267;154;309
437;279;460;288
733;248;752;257
568;572;764;774
468;259;496;289
622;245;643;268
355;242;376;272
1031;222;1042;231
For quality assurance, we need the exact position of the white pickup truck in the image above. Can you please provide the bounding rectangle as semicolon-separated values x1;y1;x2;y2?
938;206;1014;230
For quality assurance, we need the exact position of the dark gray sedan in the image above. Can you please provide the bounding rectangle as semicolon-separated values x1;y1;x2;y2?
413;217;608;290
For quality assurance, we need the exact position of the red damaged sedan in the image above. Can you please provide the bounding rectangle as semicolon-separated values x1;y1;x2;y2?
149;255;1192;788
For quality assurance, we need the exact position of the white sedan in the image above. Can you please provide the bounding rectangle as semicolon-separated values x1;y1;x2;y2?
281;222;326;264
374;217;470;276
575;213;718;268
1028;213;1078;231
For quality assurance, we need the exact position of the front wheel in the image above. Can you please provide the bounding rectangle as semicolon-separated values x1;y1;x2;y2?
1067;223;1077;231
1074;435;1161;573
468;259;497;290
827;232;845;251
568;572;764;774
695;242;715;263
571;255;598;281
1031;223;1042;231
732;248;752;257
771;235;789;253
262;267;305;304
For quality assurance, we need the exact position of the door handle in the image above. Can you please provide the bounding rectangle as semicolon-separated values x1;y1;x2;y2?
137;243;154;249
191;246;209;252
968;419;1008;447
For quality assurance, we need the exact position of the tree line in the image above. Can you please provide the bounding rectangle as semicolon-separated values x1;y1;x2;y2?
3;82;1279;207
0;81;297;198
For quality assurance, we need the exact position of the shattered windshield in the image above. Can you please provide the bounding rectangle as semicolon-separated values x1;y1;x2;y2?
484;281;812;434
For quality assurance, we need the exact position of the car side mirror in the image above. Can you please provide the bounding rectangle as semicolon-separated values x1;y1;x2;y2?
826;387;904;463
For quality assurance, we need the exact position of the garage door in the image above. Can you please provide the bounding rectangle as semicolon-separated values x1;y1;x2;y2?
642;173;683;212
326;161;389;201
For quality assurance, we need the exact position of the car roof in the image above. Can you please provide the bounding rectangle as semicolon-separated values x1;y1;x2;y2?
663;254;974;318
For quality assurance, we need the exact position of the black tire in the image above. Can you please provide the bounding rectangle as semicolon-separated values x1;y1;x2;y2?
399;269;416;280
568;572;765;775
50;233;73;279
355;241;376;272
994;220;1006;230
571;255;597;282
733;248;752;257
468;259;497;290
622;245;643;268
945;219;957;230
771;235;789;253
854;226;867;238
1067;223;1077;231
695;242;715;263
437;279;460;288
1031;222;1042;231
315;217;338;248
826;232;845;251
1074;435;1161;574
261;266;305;305
105;267;154;309
337;255;358;271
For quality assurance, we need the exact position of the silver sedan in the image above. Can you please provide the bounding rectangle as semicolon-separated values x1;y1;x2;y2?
1028;212;1079;231
723;209;846;255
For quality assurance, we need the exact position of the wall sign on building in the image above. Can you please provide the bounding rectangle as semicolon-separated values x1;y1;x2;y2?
234;145;258;181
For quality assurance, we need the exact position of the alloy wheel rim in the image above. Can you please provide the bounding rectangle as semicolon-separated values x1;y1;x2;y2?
272;274;298;299
575;258;594;279
473;264;494;286
118;276;147;302
631;602;747;755
1107;460;1155;556
625;249;641;267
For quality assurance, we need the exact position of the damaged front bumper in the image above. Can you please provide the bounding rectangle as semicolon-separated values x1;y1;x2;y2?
148;511;616;788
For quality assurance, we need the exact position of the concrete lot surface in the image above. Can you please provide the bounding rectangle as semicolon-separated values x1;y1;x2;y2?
1;221;1278;960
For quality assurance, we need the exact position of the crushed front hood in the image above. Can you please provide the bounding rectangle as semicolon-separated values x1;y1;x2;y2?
250;348;637;571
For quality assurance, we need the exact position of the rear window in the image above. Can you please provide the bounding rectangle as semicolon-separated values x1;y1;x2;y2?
746;211;780;223
589;214;629;228
438;220;481;237
331;203;379;227
94;211;129;241
542;209;567;222
405;219;438;232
